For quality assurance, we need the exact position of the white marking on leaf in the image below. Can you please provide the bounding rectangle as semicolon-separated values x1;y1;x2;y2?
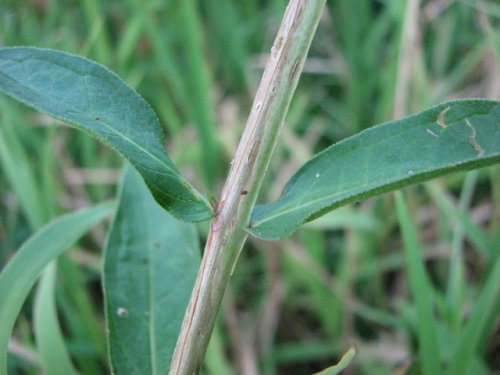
465;119;485;156
426;129;438;137
116;307;129;318
437;106;450;128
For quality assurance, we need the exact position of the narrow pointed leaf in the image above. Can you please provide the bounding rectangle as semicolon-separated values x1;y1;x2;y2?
103;166;200;374
0;47;213;222
34;264;78;375
0;203;114;374
396;192;441;375
445;255;500;375
250;100;500;239
313;347;356;375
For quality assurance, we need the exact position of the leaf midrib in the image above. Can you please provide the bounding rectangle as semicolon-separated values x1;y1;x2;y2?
2;64;205;207
145;201;158;375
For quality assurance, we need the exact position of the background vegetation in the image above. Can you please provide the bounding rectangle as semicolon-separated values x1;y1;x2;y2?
0;0;499;374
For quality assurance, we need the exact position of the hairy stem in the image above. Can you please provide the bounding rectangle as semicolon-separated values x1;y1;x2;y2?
169;1;326;373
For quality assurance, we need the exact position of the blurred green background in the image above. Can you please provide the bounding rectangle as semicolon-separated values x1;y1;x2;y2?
1;0;499;374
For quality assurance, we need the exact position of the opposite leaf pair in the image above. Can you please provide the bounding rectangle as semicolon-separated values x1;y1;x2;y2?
0;47;499;240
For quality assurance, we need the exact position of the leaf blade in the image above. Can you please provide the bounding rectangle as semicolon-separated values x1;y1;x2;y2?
0;46;213;222
103;166;200;374
250;100;500;239
395;192;441;375
444;255;500;375
34;263;78;375
0;203;114;374
313;347;356;375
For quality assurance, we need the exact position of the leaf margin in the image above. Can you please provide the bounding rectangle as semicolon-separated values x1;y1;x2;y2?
0;203;114;374
0;46;214;222
249;99;500;240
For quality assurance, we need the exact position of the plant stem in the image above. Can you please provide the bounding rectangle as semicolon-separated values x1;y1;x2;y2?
168;1;326;373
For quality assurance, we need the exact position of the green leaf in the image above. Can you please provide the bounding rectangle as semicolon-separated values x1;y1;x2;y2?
0;203;114;374
0;46;213;222
445;255;500;375
395;192;441;375
103;166;200;374
0;98;46;228
250;100;500;239
425;181;495;258
313;347;356;375
34;263;78;375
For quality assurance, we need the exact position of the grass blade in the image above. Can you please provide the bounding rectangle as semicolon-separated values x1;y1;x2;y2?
173;1;219;187
445;255;500;375
204;0;249;94
395;191;441;375
313;346;356;375
250;100;500;239
0;203;114;374
104;166;200;374
0;98;46;229
445;171;480;330
426;181;495;257
33;263;78;375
